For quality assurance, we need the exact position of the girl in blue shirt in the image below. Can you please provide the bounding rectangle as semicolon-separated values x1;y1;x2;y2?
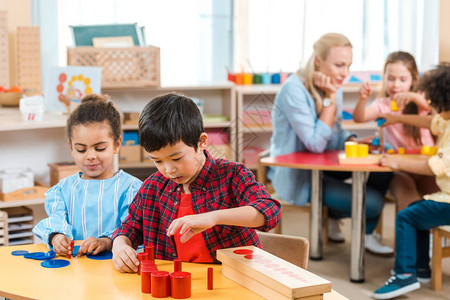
269;33;393;255
33;94;142;257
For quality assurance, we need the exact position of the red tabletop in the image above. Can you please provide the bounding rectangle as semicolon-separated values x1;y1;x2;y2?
260;150;392;172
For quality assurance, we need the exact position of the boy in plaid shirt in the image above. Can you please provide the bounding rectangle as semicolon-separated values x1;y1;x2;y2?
112;93;280;272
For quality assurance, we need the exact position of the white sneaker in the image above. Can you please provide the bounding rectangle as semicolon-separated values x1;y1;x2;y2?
365;233;394;257
328;218;345;243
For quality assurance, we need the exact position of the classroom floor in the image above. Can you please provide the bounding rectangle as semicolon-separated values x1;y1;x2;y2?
281;201;450;300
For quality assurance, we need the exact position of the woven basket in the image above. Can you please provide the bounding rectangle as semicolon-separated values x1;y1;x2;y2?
67;46;160;88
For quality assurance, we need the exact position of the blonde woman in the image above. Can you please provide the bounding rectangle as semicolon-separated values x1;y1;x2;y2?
268;33;393;256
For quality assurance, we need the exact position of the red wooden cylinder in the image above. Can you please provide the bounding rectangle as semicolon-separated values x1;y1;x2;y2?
141;265;158;294
140;260;157;276
137;252;149;275
151;271;170;298
145;244;155;261
174;258;182;272
170;271;191;299
207;267;213;290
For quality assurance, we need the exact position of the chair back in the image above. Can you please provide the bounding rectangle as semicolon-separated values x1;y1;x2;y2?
257;231;309;269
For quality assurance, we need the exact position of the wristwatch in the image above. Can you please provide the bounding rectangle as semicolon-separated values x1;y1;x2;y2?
323;97;332;107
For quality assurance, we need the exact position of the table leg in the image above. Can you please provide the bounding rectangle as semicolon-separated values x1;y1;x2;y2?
350;171;367;283
310;169;323;260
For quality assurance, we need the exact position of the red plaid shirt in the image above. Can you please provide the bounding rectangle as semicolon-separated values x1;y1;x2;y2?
112;150;281;262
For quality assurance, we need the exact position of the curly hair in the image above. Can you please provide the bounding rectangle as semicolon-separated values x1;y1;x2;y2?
417;63;450;113
67;93;122;143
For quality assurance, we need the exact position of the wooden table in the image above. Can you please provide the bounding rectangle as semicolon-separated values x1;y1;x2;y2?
260;150;392;283
0;243;348;299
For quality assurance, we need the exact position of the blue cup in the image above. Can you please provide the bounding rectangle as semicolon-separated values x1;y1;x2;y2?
271;73;281;84
262;73;271;84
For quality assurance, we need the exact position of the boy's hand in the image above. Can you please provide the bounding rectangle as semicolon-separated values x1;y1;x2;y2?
167;212;217;243
76;237;112;257
313;71;337;98
112;236;139;273
52;233;72;256
378;113;398;126
358;82;372;102
380;154;402;170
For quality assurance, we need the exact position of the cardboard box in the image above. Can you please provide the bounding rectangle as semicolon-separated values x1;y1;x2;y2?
120;145;141;163
48;162;80;186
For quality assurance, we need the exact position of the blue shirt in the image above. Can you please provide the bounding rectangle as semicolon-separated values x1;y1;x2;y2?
33;170;142;248
268;74;353;206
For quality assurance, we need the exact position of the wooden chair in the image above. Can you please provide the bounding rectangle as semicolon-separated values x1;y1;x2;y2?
431;225;450;290
257;150;328;242
257;231;309;269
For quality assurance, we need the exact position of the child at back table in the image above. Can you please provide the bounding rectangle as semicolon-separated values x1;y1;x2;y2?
112;93;281;273
353;51;438;210
33;94;142;257
374;64;450;299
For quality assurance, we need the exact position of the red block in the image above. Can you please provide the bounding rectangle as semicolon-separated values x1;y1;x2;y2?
141;265;158;294
151;271;170;298
207;267;213;290
68;240;75;259
174;258;182;272
170;271;191;299
137;252;149;275
145;244;155;261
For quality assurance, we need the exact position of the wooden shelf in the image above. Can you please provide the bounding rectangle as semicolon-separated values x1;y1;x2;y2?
341;120;377;130
242;126;273;133
102;82;234;92
0;198;45;209
119;162;155;169
0;108;67;132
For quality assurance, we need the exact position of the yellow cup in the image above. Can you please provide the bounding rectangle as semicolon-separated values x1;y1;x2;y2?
357;144;369;158
386;149;395;154
429;146;438;156
398;147;405;155
421;145;430;155
243;73;252;85
345;141;358;158
391;100;400;112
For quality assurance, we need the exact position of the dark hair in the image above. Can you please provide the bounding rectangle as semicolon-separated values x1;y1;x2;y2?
67;94;122;143
381;51;421;145
139;93;204;152
418;63;450;113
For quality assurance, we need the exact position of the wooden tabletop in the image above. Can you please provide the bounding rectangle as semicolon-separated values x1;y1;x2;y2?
0;244;348;300
260;150;393;172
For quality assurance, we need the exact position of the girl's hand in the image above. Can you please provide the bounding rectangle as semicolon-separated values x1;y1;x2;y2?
394;92;430;110
167;212;217;243
77;236;112;257
52;233;72;255
358;82;372;102
380;154;402;170
378;113;398;126
313;71;337;98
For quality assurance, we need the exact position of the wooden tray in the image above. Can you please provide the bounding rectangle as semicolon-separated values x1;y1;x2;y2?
0;185;48;201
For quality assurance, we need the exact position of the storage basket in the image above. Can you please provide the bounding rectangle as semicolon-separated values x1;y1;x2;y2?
67;46;160;88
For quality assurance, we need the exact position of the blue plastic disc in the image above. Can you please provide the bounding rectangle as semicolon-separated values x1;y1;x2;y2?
11;250;29;256
41;259;70;268
87;251;113;260
24;252;45;259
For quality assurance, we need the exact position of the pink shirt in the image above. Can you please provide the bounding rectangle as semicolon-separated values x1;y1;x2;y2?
369;97;435;150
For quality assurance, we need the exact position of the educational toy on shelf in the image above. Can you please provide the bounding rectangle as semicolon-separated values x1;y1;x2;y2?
2;206;33;246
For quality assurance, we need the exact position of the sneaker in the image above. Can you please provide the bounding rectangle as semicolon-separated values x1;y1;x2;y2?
374;275;420;299
365;233;394;256
328;218;345;243
390;268;431;284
